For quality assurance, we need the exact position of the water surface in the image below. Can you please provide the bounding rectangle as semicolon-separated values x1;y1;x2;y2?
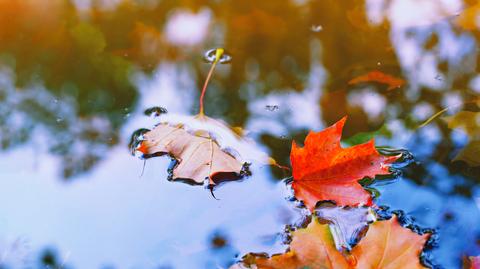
0;0;479;268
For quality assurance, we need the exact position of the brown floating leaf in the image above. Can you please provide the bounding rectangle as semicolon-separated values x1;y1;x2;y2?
137;117;245;186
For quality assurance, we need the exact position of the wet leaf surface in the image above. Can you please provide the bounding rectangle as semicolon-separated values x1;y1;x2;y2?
290;117;399;211
135;115;245;186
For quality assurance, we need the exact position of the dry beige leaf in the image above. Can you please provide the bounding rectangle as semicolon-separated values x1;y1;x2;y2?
137;122;245;186
132;49;284;187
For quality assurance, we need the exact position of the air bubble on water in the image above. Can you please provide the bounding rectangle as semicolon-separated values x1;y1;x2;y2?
56;118;63;123
311;24;323;32
434;74;444;81
203;48;232;64
265;105;279;112
123;113;131;119
144;106;168;117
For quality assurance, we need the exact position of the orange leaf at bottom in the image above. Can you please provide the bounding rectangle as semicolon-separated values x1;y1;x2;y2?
236;215;430;269
242;217;350;269
352;215;430;269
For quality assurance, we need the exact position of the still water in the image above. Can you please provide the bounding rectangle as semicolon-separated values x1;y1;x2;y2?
0;0;479;268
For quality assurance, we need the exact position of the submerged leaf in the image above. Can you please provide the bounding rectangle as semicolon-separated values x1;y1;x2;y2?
444;111;480;167
453;140;480;167
235;215;430;269
445;111;480;136
290;117;399;211
348;70;405;91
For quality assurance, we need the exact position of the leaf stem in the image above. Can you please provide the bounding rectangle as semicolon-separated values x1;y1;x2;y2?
418;97;479;128
199;48;224;116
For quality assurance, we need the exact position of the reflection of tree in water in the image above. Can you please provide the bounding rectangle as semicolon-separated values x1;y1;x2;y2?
362;0;480;194
0;1;135;178
0;0;478;194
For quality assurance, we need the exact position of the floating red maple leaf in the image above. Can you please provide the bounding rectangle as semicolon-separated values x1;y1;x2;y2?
290;117;399;211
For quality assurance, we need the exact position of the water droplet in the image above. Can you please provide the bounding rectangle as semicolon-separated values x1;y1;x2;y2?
203;48;232;64
265;105;279;112
56;118;63;123
377;62;382;66
124;113;131;119
144;106;168;117
311;24;323;32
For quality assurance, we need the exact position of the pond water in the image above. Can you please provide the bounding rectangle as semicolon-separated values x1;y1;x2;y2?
0;0;479;268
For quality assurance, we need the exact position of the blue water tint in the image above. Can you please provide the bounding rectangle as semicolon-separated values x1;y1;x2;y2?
0;142;299;268
376;179;480;269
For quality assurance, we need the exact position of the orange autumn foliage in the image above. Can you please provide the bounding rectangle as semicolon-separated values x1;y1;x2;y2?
238;215;430;269
290;117;398;211
456;3;480;31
